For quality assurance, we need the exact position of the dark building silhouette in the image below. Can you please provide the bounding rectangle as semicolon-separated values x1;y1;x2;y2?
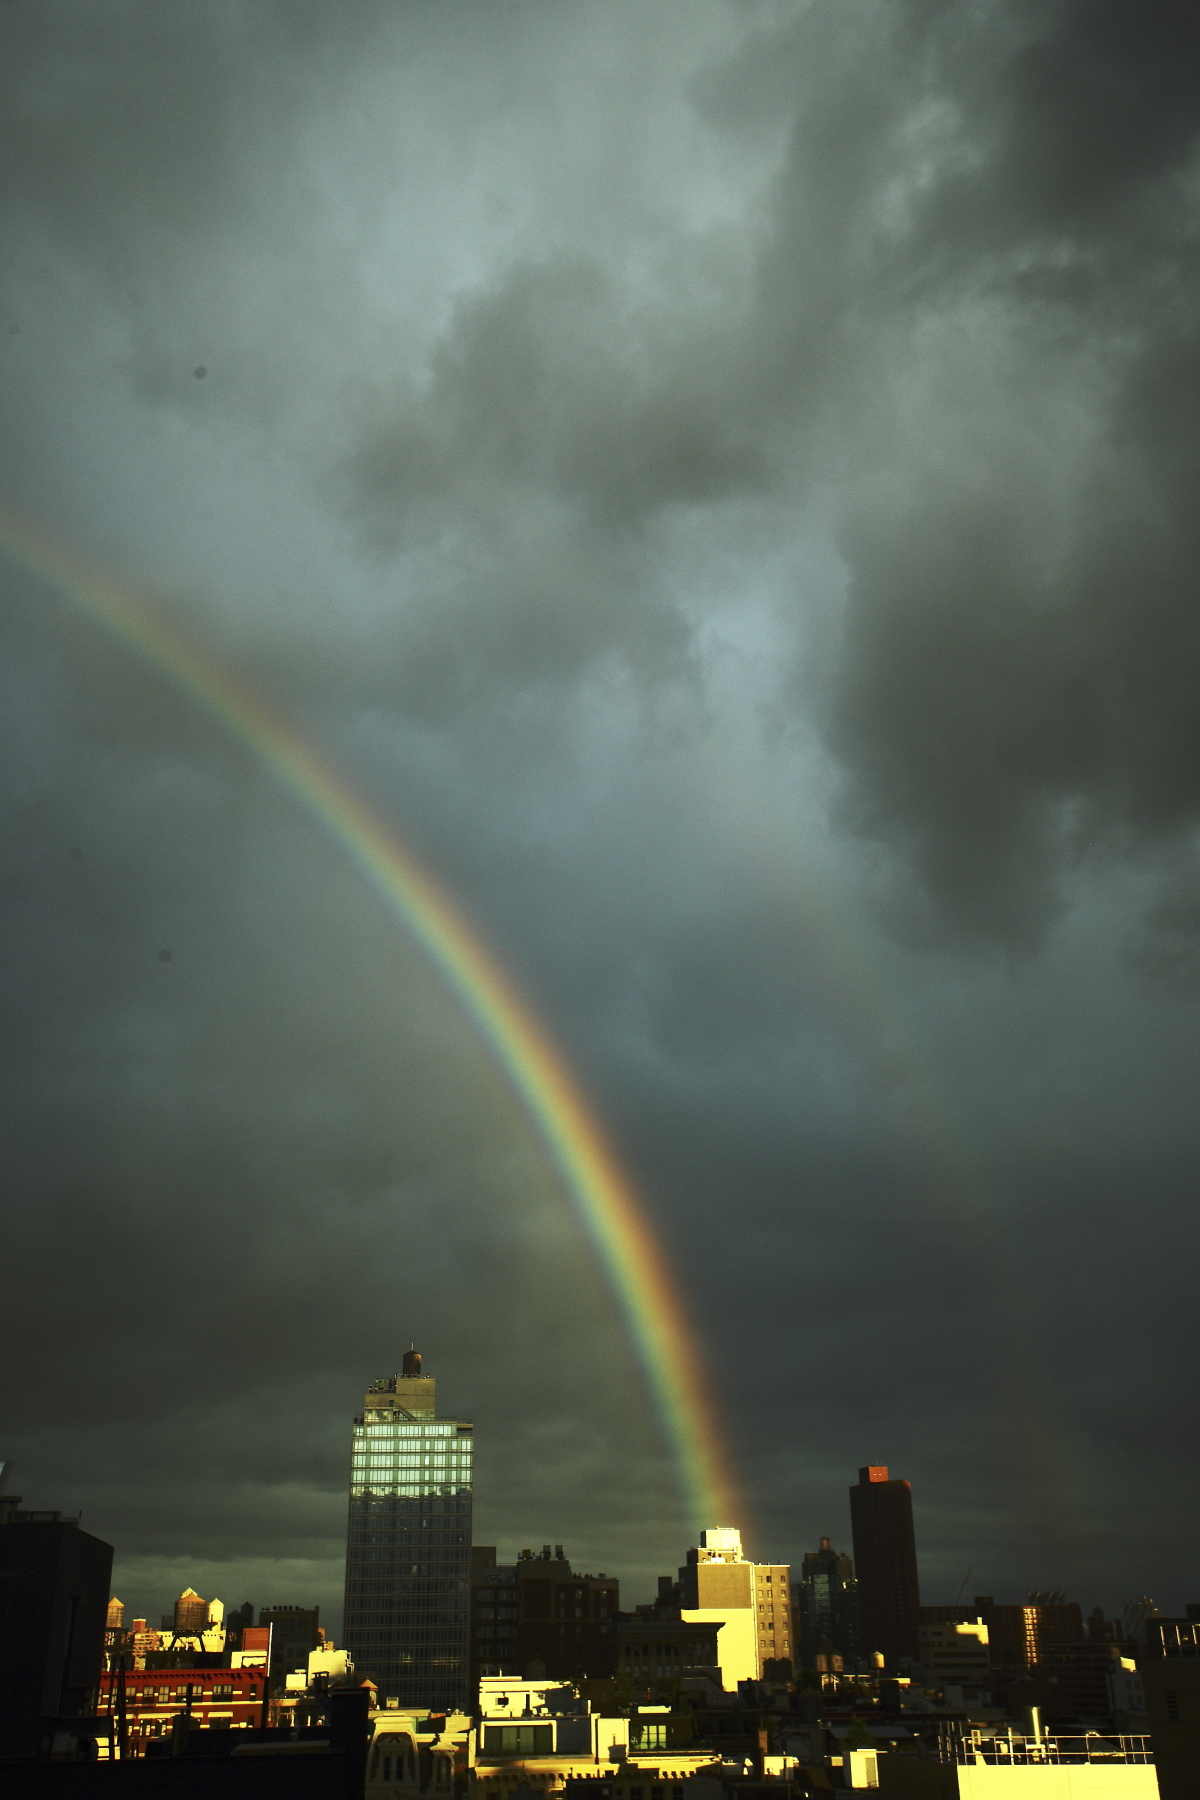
794;1535;860;1665
260;1604;321;1695
342;1349;472;1709
848;1464;920;1668
470;1545;618;1687
0;1491;113;1759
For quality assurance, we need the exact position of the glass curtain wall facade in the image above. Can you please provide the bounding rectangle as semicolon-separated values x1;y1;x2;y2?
343;1352;472;1709
796;1536;861;1664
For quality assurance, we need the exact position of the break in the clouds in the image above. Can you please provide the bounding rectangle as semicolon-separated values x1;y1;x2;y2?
3;0;1200;1635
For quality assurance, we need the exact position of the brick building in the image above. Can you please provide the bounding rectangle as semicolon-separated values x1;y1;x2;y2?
99;1665;267;1752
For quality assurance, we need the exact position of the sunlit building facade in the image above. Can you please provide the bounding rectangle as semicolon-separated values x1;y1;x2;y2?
342;1351;473;1709
678;1527;792;1685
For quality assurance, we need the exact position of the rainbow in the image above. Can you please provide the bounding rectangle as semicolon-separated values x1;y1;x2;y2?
0;507;741;1535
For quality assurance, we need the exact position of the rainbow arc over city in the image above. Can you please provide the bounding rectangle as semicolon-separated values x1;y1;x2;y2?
0;507;740;1536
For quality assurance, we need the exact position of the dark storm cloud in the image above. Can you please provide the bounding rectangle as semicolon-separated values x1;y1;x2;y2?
760;0;1200;941
324;1;1200;947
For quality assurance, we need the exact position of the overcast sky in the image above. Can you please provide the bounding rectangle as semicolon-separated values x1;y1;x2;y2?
3;0;1200;1639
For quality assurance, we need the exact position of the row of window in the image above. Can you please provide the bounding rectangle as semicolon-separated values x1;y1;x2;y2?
354;1460;472;1471
356;1420;466;1433
119;1686;243;1703
352;1483;472;1496
354;1442;472;1454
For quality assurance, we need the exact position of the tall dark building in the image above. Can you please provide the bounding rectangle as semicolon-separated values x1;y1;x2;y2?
342;1350;472;1710
848;1464;920;1668
795;1536;860;1665
0;1492;113;1759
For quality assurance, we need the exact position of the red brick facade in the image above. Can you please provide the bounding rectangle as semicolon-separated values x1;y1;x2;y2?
99;1667;267;1752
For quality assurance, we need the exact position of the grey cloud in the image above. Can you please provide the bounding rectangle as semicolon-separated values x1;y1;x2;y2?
726;0;1200;941
350;258;765;537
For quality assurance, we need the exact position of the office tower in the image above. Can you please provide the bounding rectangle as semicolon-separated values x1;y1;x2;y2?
342;1349;472;1709
848;1465;920;1667
678;1527;791;1685
470;1545;618;1686
0;1491;113;1760
795;1536;861;1665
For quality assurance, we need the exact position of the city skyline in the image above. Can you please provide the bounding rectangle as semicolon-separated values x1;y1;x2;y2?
23;1361;1185;1648
4;0;1200;1637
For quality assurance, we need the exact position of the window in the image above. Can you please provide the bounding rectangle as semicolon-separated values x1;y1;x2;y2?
1167;1692;1180;1722
634;1724;667;1750
482;1725;553;1755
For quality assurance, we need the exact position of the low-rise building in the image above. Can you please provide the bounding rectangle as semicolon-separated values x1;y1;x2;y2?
98;1665;267;1752
615;1617;722;1691
364;1678;732;1800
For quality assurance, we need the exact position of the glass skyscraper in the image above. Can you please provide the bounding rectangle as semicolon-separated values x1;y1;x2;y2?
342;1351;473;1709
